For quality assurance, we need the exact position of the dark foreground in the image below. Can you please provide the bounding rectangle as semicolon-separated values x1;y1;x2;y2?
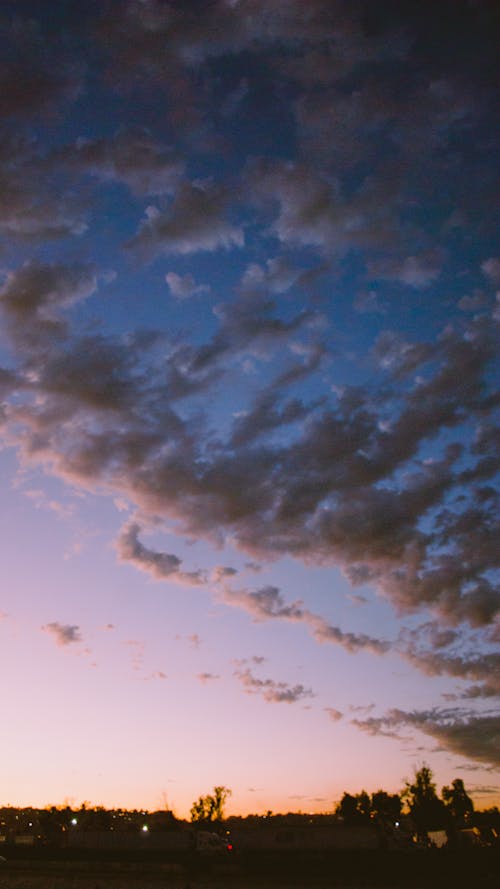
0;846;498;888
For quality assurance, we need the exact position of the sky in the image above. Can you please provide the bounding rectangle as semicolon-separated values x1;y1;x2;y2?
0;0;499;819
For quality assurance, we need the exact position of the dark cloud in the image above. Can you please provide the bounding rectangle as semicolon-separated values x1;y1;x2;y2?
0;13;83;120
248;158;397;256
97;0;373;75
55;130;184;196
353;708;500;768
229;391;321;449
0;261;98;348
401;647;500;697
0;136;87;242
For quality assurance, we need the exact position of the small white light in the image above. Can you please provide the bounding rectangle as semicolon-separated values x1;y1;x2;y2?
142;824;149;832
71;819;78;826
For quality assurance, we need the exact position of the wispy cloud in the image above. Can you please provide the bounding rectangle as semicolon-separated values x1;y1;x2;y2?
197;672;220;683
234;664;314;705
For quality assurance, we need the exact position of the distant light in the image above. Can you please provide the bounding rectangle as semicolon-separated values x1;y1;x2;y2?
71;819;78;826
142;824;149;832
395;821;400;828
227;843;233;851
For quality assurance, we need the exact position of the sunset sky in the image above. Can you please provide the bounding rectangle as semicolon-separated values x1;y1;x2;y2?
0;0;498;819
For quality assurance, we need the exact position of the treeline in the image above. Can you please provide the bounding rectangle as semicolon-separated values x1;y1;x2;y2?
334;767;482;839
1;767;499;842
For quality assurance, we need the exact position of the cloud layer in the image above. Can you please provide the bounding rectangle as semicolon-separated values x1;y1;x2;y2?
0;0;498;773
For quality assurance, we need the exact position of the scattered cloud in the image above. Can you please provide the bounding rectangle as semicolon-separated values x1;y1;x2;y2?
324;707;343;722
197;672;220;683
42;622;82;647
140;670;167;681
234;664;314;704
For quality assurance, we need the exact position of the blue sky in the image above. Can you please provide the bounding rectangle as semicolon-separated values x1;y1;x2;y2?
0;0;498;816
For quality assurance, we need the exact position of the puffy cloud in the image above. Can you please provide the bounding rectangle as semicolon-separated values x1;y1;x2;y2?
401;646;500;697
481;258;500;283
56;130;185;196
0;2;498;656
0;136;87;241
372;331;434;379
247;159;393;255
165;272;210;300
0;261;98;349
367;251;444;289
0;277;497;639
115;522;207;586
128;181;244;257
221;585;306;622
157;291;313;400
353;708;500;768
458;291;488;312
240;257;303;295
229;391;318;448
211;565;238;583
42;622;82;646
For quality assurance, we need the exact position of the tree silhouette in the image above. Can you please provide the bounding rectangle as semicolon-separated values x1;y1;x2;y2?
190;786;232;823
403;765;446;838
371;790;402;822
336;791;372;824
442;778;474;826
